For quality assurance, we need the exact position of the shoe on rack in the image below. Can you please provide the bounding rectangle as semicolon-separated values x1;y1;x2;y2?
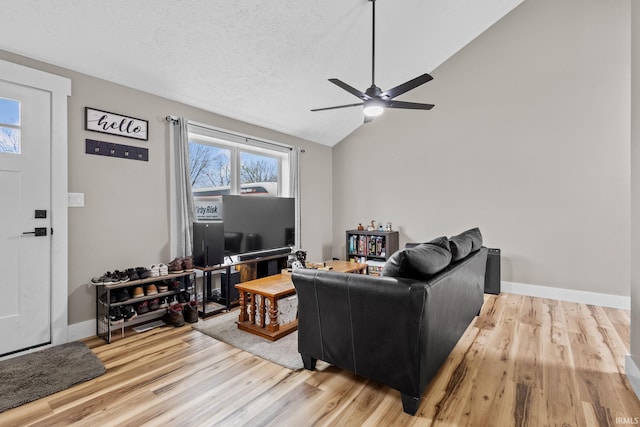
163;304;185;327
137;266;152;280
132;286;144;298
149;264;160;278
182;256;194;272
92;273;118;285
109;307;124;322
145;284;158;296
121;305;137;321
116;288;130;302
126;268;139;281
171;280;181;293
183;301;199;323
149;298;160;311
159;297;169;309
167;258;183;273
158;263;169;276
136;300;149;315
177;291;186;304
114;270;129;283
157;281;169;293
100;292;117;304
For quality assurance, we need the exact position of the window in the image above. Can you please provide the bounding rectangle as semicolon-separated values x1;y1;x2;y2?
188;123;293;199
0;97;20;154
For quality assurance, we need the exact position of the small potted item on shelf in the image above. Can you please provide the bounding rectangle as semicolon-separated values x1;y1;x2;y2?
357;223;365;231
385;222;393;231
367;220;375;231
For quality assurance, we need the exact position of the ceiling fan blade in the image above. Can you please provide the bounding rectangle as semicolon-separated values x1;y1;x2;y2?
386;100;435;110
311;102;364;112
381;73;433;100
329;79;372;101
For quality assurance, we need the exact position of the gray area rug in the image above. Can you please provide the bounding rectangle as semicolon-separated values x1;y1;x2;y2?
193;311;303;371
0;341;106;412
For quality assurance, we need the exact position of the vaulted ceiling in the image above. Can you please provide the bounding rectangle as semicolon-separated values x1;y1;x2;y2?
1;0;524;146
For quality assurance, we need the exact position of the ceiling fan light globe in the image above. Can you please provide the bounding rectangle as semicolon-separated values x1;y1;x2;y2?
363;105;384;117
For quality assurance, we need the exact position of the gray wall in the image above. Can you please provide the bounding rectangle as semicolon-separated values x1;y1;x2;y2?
333;0;631;296
631;2;640;366
0;50;333;326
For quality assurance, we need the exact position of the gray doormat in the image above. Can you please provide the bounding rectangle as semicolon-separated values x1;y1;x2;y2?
193;311;303;371
0;341;106;413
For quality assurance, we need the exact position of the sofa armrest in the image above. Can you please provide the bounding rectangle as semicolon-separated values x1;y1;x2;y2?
292;269;427;396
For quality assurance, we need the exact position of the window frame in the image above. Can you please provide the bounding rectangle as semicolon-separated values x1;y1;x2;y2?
187;122;293;198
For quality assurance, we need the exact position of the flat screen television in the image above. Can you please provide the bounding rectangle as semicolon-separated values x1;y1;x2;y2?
220;195;295;258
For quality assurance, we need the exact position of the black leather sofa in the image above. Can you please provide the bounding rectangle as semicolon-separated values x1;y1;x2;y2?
291;228;487;415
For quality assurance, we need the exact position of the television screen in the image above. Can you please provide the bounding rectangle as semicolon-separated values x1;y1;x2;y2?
220;195;295;256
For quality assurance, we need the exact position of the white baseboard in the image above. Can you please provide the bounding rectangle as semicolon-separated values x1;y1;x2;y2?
501;281;630;310
626;355;640;400
68;319;96;341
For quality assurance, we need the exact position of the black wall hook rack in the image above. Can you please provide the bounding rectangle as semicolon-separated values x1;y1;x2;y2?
85;139;148;162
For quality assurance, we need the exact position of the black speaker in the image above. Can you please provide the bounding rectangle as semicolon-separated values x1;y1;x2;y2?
221;270;240;303
193;222;224;267
484;248;501;295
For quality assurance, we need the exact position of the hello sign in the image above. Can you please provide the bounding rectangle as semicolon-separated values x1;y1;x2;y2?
85;107;148;141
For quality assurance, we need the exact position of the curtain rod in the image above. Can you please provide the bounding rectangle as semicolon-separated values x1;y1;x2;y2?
186;120;294;152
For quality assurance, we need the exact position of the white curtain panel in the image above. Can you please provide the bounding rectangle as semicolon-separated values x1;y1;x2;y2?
168;117;195;258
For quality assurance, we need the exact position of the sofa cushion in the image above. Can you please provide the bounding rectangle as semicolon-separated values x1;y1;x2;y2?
405;236;450;251
461;227;483;251
382;241;452;280
448;234;473;261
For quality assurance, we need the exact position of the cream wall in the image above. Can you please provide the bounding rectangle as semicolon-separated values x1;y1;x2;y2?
0;50;333;326
630;2;640;366
333;0;631;297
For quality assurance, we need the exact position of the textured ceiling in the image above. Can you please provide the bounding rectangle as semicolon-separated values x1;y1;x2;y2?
0;0;523;146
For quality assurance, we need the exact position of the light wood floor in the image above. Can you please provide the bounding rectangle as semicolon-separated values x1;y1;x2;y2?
2;293;639;426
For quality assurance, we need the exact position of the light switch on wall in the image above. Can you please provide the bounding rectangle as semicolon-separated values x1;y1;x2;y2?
68;192;85;207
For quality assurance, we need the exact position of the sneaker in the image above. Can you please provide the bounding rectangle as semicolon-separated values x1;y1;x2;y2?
168;258;183;273
159;297;169;309
182;256;194;272
183;301;199;323
116;288;130;302
92;273;118;285
149;298;160;311
137;267;152;280
158;263;169;276
177;291;186;304
136;300;149;314
114;270;129;283
163;304;185;327
109;307;124;322
100;292;117;304
126;268;140;281
132;286;144;298
157;281;169;293
121;305;137;321
149;264;160;278
146;284;158;296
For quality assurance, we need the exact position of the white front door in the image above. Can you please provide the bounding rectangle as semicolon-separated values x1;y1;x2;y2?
0;80;52;356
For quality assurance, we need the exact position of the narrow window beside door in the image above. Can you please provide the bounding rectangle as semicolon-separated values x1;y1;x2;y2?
0;97;20;154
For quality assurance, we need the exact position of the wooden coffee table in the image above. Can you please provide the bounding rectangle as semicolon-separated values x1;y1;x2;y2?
235;260;367;341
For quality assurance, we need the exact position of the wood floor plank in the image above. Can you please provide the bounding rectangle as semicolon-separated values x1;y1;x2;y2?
2;293;640;426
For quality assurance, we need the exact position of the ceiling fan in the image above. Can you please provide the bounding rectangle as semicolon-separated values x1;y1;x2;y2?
311;0;434;122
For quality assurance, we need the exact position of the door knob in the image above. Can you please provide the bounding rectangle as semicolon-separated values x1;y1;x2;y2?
22;227;47;236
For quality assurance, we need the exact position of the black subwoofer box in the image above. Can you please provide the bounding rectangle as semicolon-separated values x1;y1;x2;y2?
484;248;501;295
221;270;240;303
